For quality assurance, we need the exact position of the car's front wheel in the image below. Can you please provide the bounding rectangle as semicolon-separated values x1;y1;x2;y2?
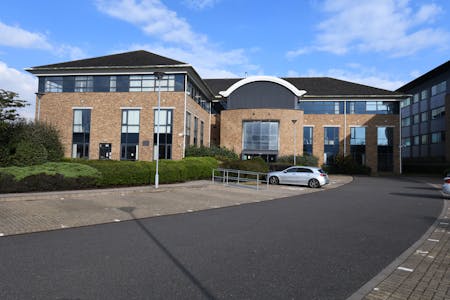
308;178;320;188
269;176;279;185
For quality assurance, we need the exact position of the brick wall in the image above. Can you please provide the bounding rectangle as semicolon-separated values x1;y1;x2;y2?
220;108;304;157
221;109;400;174
37;91;210;161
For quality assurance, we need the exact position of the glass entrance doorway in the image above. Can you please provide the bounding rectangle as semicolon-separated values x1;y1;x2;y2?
99;143;112;160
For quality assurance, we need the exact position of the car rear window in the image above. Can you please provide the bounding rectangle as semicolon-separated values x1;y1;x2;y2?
318;169;326;174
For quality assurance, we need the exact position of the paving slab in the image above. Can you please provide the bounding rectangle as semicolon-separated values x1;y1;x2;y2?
0;175;352;236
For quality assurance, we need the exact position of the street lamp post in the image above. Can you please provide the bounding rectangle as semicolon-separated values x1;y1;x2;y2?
292;119;297;165
154;71;165;189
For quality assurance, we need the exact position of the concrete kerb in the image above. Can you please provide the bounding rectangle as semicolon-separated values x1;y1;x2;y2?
347;182;448;300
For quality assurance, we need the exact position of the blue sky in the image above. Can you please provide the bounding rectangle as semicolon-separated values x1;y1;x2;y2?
0;0;449;119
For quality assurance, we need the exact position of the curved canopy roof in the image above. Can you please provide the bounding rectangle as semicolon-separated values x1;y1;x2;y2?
219;76;307;97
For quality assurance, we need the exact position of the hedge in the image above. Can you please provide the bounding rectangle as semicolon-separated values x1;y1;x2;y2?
0;157;219;193
70;156;219;186
0;162;101;193
220;157;269;173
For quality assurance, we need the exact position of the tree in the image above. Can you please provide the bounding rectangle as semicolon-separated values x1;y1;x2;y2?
0;89;28;123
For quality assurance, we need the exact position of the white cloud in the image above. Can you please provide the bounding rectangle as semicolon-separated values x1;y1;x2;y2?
0;61;37;120
299;65;405;90
0;21;86;60
0;21;51;49
96;0;259;78
183;0;220;10
287;0;449;57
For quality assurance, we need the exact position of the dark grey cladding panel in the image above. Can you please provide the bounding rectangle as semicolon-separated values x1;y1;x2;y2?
227;81;297;109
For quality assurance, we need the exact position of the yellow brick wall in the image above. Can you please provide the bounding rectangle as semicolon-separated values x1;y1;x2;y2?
221;109;400;174
220;109;304;156
37;91;210;161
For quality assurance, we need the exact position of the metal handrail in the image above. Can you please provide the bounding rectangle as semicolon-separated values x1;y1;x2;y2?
212;168;269;190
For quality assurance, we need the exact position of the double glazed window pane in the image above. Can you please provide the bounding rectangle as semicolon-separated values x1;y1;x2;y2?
122;110;140;133
243;121;279;151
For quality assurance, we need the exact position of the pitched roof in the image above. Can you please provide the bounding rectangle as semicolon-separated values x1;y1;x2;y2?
204;77;402;97
29;50;187;69
396;60;450;92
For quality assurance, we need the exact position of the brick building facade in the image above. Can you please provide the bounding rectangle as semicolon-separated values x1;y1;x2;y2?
27;50;407;174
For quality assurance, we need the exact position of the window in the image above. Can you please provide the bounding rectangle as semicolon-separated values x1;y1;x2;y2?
401;97;411;108
431;81;447;96
298;101;343;114
324;127;339;165
413;136;420;146
193;117;198;146
130;75;154;92
413;93;419;103
185;112;191;147
421;90;428;101
347;101;398;114
431;132;445;144
200;121;204;146
377;127;394;172
421;134;428;145
421;112;428;122
402;137;411;147
431;107;445;120
303;127;313;156
350;127;366;165
75;76;94;92
72;109;91;158
401;117;411;126
121;110;140;160
45;77;63;92
154;109;173;159
243;121;279;151
110;76;117;92
413;114;420;124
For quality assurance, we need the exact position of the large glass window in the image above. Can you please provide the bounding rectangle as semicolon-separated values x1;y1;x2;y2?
421;90;428;101
431;106;445;120
129;74;178;92
431;81;447;96
401;117;411;126
377;127;394;172
185;112;191;147
413;114;420;124
45;77;63;92
350;127;366;165
193;117;198;146
400;97;411;108
121;110;140;160
154;109;173;159
413;93;420;103
243;121;279;151
200;121;204;146
75;76;94;92
297;101;344;114
347;101;398;114
431;132;445;144
72;109;91;158
421;112;428;122
324;127;339;165
303;126;313;156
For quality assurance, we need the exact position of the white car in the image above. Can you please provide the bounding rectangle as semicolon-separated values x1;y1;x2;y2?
268;166;329;188
443;173;450;197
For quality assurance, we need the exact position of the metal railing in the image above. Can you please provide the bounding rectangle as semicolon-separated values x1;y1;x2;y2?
212;168;269;190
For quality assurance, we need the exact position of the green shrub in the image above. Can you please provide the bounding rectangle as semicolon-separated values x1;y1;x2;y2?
323;155;371;175
0;162;101;181
0;121;64;167
185;145;238;161
74;157;219;186
12;140;48;166
220;157;268;173
0;162;101;193
276;155;319;166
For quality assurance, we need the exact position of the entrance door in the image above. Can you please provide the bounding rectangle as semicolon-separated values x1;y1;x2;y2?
99;143;112;160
